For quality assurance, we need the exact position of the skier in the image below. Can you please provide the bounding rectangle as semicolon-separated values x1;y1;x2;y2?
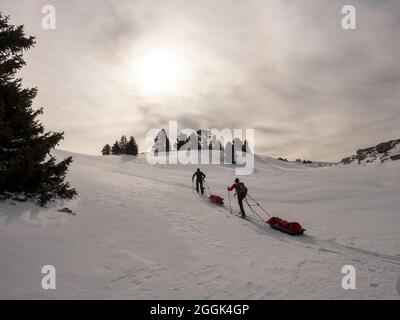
227;178;248;218
192;168;206;195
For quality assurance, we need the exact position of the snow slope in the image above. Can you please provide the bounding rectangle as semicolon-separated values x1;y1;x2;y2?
1;150;400;299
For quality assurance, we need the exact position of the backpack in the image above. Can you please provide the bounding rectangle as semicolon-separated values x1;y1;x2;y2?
238;182;248;197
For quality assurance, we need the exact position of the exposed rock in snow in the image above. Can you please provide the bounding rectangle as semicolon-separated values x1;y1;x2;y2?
58;207;76;216
341;139;400;165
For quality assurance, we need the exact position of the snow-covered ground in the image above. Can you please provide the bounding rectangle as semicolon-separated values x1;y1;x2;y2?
1;150;400;299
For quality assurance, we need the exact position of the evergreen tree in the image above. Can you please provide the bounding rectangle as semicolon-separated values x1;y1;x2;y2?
164;130;170;152
119;135;128;154
224;141;234;164
198;129;213;150
209;134;222;151
242;139;250;153
111;140;121;155
125;136;138;155
0;14;76;206
153;129;170;153
184;132;200;151
102;144;111;155
176;132;187;151
232;138;243;164
209;135;215;150
231;141;236;164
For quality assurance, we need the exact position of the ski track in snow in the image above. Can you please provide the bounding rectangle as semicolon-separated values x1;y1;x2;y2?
0;150;400;299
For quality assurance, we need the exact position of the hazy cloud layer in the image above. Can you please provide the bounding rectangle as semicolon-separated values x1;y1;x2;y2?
1;0;399;161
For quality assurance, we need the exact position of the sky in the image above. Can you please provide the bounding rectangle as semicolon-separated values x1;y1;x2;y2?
1;0;399;161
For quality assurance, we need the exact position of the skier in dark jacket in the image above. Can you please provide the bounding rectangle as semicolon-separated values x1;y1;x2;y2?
192;168;206;195
227;178;247;218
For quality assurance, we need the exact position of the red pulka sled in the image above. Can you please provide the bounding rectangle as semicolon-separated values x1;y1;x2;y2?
266;216;305;235
245;195;305;236
203;181;224;205
209;194;224;205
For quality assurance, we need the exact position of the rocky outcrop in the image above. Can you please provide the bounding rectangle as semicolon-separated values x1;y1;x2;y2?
341;139;400;165
390;154;400;161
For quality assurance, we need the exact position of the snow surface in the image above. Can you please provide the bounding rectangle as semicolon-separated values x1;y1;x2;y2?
1;150;400;299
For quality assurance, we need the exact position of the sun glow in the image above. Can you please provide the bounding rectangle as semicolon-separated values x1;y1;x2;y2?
133;50;187;95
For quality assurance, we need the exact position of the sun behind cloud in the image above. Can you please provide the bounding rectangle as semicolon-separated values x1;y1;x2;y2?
132;49;189;95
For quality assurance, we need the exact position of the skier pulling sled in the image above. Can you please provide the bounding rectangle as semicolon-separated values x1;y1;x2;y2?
227;178;248;218
192;173;306;235
192;170;225;205
192;168;206;195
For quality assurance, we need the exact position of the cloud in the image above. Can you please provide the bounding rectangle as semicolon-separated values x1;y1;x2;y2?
1;0;399;161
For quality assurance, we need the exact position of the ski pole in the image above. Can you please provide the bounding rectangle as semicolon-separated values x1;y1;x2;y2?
228;190;232;213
